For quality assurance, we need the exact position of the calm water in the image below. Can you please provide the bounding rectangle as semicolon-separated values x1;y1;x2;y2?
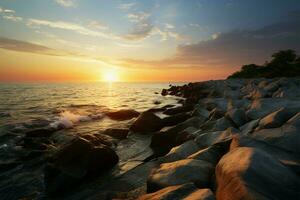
0;82;182;143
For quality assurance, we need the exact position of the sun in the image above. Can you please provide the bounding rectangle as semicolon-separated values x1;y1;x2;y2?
102;70;119;82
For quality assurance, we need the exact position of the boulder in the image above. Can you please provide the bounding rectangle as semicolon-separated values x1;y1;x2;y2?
230;135;300;174
161;140;200;163
147;159;214;192
239;119;259;135
106;109;140;120
150;117;204;156
192;105;210;119
44;137;119;195
161;113;191;127
287;112;300;127
250;124;300;154
195;127;238;149
130;112;163;133
208;108;224;120
226;108;247;127
102;128;129;139
216;147;300;200
188;140;231;165
258;107;297;129
184;188;215;200
138;183;198;200
246;98;300;120
25;127;56;138
200;117;235;132
163;105;194;115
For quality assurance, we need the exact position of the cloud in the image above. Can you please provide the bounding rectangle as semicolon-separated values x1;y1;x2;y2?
3;15;22;22
55;0;76;8
124;12;181;41
117;19;300;70
87;20;108;30
0;37;72;56
119;2;136;11
165;23;174;29
0;7;22;22
27;18;119;39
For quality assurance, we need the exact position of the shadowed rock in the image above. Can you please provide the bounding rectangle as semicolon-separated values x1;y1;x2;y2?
44;137;118;196
130;111;163;133
106;109;140;120
216;147;300;200
102;128;129;139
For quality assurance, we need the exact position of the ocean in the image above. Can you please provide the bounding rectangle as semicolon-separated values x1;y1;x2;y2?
0;82;184;198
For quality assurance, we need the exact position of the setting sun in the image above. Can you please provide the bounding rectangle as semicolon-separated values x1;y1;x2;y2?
102;70;119;82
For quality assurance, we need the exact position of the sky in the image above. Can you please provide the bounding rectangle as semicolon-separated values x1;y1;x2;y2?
0;0;299;82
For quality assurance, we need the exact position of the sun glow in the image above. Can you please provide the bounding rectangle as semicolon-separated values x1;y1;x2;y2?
102;70;119;82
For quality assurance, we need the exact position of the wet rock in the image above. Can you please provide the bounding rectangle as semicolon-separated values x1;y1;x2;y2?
25;127;56;138
216;147;300;200
138;183;200;200
161;113;191;127
287;112;300;127
200;117;235;132
44;137;118;195
80;133;117;147
106;109;140;120
130;112;163;133
102;128;129;139
147;159;214;192
208;108;224;120
192;105;210;119
161;89;168;96
258;107;297;129
163;105;194;115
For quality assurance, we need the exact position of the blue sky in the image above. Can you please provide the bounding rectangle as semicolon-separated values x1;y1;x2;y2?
0;0;299;81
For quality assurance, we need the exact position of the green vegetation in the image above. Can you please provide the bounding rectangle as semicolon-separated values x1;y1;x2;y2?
228;50;300;79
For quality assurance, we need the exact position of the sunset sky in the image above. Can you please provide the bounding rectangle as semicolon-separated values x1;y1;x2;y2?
0;0;299;82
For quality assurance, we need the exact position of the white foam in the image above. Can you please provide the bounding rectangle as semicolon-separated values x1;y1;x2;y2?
50;111;92;129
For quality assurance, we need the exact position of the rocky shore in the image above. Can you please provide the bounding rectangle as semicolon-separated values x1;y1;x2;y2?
1;78;300;200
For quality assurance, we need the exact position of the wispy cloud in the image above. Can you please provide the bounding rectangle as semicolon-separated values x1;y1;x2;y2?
87;20;108;30
27;18;119;40
55;0;76;8
119;2;136;11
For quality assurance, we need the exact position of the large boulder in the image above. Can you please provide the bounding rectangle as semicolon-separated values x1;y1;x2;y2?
102;128;129;139
44;137;119;195
138;183;198;200
161;140;200;163
130;112;163;133
246;98;300;120
257;107;297;129
239;119;259;135
230;135;300;174
216;147;300;200
226;108;247;127
106;109;140;120
147;159;214;192
184;188;215;200
200;117;235;132
163;105;194;115
250;123;300;154
138;183;215;200
150;117;204;156
161;113;191;127
194;127;238;149
188;140;231;165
